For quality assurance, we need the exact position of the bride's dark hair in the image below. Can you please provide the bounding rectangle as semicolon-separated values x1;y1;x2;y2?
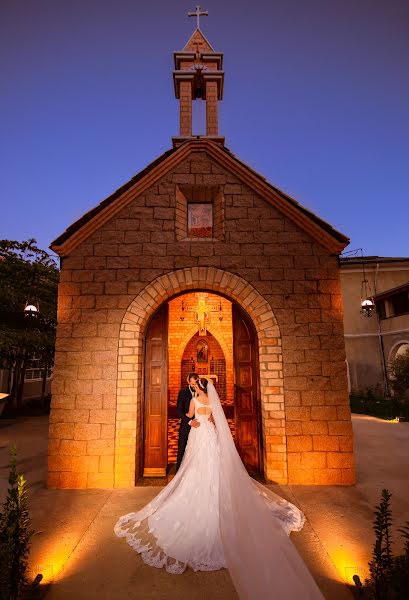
198;377;208;393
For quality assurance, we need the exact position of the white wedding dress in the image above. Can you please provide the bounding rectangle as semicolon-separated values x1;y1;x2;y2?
115;383;324;599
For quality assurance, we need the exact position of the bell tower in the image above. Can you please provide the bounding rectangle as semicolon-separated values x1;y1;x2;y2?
173;7;225;147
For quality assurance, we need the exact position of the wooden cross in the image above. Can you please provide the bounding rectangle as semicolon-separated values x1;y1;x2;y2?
188;5;208;30
194;296;211;336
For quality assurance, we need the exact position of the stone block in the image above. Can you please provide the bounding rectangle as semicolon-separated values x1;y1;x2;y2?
74;423;102;441
87;439;115;455
312;436;339;451
49;409;90;424
99;455;114;473
287;436;312;452
58;472;88;489
296;362;322;376
328;421;353;436
287;452;301;469
287;469;314;484
90;409;116;424
59;440;87;456
341;469;356;484
338;436;354;452
294;309;322;323
311;406;337;420
337;406;352;420
48;439;60;455
301;421;328;435
285;421;303;435
49;423;75;440
313;468;342;485
286;407;310;421
284;391;301;406
282;349;305;364
324;391;349;405
301;391;326;406
87;473;114;488
101;424;115;439
318;280;341;294
327;452;355;469
300;451;327;469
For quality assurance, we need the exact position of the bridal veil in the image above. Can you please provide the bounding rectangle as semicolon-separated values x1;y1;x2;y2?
208;381;324;599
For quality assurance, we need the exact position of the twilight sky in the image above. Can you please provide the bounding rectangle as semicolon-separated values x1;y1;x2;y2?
1;0;408;258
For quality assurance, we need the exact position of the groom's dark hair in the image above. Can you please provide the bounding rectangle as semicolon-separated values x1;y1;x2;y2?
188;372;199;381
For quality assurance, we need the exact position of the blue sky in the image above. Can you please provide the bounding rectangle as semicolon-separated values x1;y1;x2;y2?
1;0;408;258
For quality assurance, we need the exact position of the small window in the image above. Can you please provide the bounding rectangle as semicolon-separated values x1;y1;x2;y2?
187;203;213;238
391;292;409;317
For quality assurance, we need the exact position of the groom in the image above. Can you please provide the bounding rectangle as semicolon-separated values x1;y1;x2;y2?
176;372;200;472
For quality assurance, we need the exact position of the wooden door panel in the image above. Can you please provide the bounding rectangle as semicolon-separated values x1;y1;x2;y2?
239;365;252;388
144;305;167;477
233;304;260;473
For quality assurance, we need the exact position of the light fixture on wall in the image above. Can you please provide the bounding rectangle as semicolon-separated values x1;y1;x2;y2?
24;300;39;319
218;300;223;321
360;253;375;318
180;300;185;321
341;248;376;318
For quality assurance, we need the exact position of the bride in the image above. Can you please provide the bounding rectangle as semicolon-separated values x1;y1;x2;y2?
115;378;324;599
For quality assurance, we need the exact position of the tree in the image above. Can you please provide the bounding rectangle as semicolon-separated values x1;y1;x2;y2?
0;239;59;413
389;348;409;401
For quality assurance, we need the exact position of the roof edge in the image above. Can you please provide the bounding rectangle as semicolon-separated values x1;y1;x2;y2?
51;139;349;257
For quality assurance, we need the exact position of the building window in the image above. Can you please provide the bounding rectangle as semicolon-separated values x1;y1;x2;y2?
188;203;213;238
390;292;409;317
175;185;225;241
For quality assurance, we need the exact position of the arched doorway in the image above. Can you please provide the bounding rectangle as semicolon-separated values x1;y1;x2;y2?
115;267;285;488
142;292;263;480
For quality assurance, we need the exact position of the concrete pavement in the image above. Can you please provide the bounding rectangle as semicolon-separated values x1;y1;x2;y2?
1;414;408;599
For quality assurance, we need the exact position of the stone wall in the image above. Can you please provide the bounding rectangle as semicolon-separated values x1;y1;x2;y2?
49;149;354;488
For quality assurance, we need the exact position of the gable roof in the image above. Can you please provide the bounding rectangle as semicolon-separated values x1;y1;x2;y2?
51;139;349;256
183;28;215;53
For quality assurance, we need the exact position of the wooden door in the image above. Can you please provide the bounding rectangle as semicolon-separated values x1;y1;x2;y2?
143;305;168;477
233;304;261;473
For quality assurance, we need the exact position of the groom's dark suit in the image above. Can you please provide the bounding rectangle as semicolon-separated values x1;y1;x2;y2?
176;385;194;472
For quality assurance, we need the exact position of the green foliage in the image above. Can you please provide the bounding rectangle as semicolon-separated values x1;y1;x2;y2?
389;348;409;400
0;446;34;600
366;489;393;599
350;394;409;421
0;239;59;411
362;490;409;599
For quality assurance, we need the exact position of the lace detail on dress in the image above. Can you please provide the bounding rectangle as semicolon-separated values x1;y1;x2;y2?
252;482;305;534
115;511;225;573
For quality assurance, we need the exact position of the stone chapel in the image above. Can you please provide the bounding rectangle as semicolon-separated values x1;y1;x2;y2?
48;23;355;489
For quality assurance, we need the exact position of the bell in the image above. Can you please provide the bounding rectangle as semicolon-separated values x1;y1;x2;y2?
195;87;204;99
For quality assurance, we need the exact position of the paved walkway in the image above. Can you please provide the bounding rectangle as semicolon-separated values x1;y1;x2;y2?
1;414;408;599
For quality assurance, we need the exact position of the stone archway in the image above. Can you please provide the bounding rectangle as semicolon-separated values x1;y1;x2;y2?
389;340;409;363
114;267;284;487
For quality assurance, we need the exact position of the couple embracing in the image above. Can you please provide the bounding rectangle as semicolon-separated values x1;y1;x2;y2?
115;374;324;599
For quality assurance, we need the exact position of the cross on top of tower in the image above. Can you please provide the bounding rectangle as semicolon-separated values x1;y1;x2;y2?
188;5;208;30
